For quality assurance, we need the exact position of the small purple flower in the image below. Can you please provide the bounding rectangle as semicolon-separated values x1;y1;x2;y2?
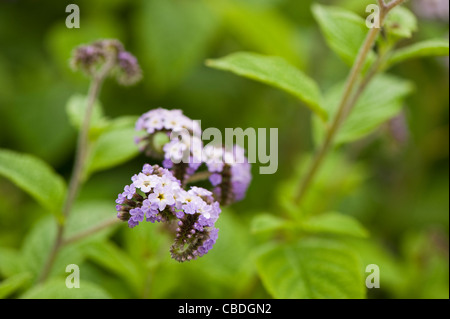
135;108;203;173
204;145;251;205
182;201;198;215
147;186;175;211
209;173;222;187
128;218;139;228
142;163;154;175
162;158;174;169
174;210;185;219
142;199;159;219
117;51;142;86
133;173;158;193
115;192;126;204
123;184;136;200
129;208;144;222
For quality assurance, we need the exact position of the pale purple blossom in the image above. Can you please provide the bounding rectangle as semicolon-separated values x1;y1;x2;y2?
147;186;175;211
204;145;252;205
123;185;136;200
133;173;158;193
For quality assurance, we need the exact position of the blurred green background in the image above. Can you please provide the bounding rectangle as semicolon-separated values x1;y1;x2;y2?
0;0;448;298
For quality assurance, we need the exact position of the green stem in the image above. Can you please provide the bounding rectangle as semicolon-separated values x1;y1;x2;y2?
38;58;116;283
62;218;120;246
294;0;404;205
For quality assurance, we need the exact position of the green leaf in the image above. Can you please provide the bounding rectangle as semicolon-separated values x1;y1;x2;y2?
149;209;256;298
207;52;327;120
341;237;405;296
64;200;119;245
105;115;139;132
66;94;108;138
0;149;66;215
0;272;32;298
386;39;450;68
312;4;376;68
384;6;418;40
314;74;414;145
20;278;111;299
251;213;290;234
0;247;25;278
80;241;144;293
85;127;140;177
136;0;218;93
254;238;365;298
301;212;369;238
21;216;84;280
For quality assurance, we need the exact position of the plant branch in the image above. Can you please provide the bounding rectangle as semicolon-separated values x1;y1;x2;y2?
386;0;406;11
294;3;401;205
62;218;120;246
38;58;116;283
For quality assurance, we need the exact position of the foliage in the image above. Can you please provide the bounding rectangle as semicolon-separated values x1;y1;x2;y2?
0;0;448;299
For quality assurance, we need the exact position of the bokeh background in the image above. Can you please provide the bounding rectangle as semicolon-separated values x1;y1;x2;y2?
0;0;448;298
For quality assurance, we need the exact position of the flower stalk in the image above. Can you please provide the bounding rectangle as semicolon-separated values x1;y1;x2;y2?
38;38;142;283
295;0;405;205
38;60;114;283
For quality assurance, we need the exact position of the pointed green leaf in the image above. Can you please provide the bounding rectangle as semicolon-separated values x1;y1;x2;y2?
255;238;365;298
0;272;32;298
0;149;66;215
66;94;109;139
0;247;25;278
66;94;106;130
386;39;450;68
20;278;111;299
21;217;83;280
207;52;327;120
302;212;369;238
85;127;140;177
80;241;144;293
251;213;290;234
312;4;376;68
64;200;119;245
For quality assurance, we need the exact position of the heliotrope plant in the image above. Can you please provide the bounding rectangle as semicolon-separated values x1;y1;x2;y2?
118;107;252;261
73;40;252;263
0;0;448;299
0;37;251;288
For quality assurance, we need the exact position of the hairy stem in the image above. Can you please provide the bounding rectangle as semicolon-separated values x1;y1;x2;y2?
294;1;404;205
38;59;115;283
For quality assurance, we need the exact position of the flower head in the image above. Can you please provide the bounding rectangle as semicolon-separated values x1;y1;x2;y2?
204;145;252;205
116;51;142;85
135;108;204;184
70;39;141;86
115;164;222;262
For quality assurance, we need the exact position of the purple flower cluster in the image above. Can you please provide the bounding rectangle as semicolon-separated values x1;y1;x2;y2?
135;108;252;203
70;39;142;86
204;145;252;205
135;108;203;183
123;108;253;261
135;108;201;136
116;164;221;261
